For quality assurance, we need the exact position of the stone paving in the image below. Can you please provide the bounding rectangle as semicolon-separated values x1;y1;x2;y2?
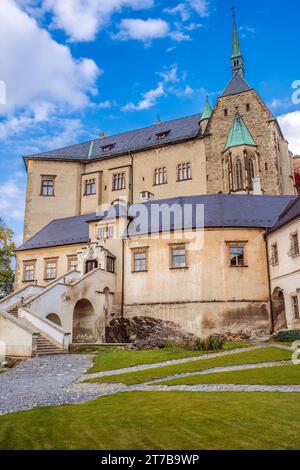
0;343;297;416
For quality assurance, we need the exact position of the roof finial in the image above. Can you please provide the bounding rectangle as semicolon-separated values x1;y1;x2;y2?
231;6;236;20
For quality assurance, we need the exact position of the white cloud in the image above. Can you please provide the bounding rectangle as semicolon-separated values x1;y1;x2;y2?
113;18;169;43
0;0;101;145
188;0;209;17
122;83;165;111
0;172;26;222
18;0;155;42
164;3;190;22
169;30;191;42
278;111;300;155
269;98;291;110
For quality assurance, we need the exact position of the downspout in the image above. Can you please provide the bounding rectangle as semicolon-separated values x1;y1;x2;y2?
129;151;134;204
264;233;275;334
121;217;132;320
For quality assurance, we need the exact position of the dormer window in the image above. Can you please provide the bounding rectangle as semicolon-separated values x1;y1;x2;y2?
156;130;170;140
98;226;114;240
101;143;116;152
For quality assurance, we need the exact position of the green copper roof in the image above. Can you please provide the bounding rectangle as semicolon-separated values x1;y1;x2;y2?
201;97;212;121
231;15;242;59
225;113;256;150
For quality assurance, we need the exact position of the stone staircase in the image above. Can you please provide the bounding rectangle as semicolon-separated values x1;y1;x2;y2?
7;305;66;356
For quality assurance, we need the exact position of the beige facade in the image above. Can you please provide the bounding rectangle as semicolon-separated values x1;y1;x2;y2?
267;217;300;331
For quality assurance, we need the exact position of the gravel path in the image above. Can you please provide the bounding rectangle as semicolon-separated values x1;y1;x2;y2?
0;355;93;415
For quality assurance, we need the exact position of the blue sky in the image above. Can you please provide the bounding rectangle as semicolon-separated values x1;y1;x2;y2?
0;0;299;243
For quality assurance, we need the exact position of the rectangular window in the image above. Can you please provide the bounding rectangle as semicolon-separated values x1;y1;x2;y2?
106;256;115;273
112;172;125;191
289;233;300;257
292;296;299;320
85;178;96;195
98;226;114;240
246;103;250;112
133;250;148;272
41;177;55;196
271;243;279;266
23;263;35;282
45;260;57;280
170;245;187;269
154;167;167;185
177;162;192;181
68;257;78;271
229;245;245;267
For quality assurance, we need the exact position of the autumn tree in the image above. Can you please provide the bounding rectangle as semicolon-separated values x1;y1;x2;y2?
0;218;16;299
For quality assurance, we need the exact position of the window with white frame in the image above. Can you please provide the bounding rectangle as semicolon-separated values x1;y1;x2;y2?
170;245;187;269
84;178;96;195
177;162;192;182
23;262;35;282
154;167;167;185
112;172;125;191
229;244;246;267
98;225;114;240
132;250;148;272
44;260;57;280
41;176;55;196
68;257;78;271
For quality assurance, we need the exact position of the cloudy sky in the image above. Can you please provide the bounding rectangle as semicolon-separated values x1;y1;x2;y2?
0;0;299;243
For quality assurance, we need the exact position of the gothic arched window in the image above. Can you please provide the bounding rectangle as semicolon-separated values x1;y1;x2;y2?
235;158;243;190
248;158;255;188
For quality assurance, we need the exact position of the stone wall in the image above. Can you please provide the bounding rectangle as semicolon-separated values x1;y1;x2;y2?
204;89;294;196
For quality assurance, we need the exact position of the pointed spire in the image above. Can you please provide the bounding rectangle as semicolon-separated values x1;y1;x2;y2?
201;96;212;121
225;112;256;150
230;8;245;78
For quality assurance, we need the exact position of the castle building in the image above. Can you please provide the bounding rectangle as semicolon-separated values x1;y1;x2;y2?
0;14;299;356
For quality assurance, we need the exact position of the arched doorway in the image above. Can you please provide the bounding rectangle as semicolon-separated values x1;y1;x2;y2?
73;299;96;343
46;313;62;327
272;288;287;331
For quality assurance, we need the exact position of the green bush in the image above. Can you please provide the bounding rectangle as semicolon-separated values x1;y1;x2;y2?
272;330;300;343
193;335;225;351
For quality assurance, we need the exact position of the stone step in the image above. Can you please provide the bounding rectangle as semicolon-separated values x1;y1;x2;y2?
36;333;66;356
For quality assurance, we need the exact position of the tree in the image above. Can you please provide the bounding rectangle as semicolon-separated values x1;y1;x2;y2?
0;219;16;299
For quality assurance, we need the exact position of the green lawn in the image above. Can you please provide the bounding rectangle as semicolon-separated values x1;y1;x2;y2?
87;341;249;374
1;392;300;450
159;364;300;386
86;347;292;385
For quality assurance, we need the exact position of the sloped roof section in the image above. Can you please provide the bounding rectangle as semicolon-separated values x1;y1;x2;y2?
17;195;296;251
225;113;256;150
17;213;92;251
24;114;202;163
268;198;300;233
222;73;251;97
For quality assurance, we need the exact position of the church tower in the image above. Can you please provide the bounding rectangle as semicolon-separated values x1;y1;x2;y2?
203;10;295;196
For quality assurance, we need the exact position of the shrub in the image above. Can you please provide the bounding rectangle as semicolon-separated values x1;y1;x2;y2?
272;330;300;343
192;335;225;352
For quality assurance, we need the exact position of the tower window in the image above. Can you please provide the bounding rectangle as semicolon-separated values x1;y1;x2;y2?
224;109;228;117
248;159;255;188
235;158;243;190
246;103;250;112
84;178;96;195
41;176;55;196
265;163;268;171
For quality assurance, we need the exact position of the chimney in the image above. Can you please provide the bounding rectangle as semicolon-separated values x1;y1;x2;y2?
99;132;107;139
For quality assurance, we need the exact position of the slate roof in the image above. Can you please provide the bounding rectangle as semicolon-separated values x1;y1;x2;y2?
24;114;202;164
17;195;297;251
222;73;251;97
17;213;92;251
267;198;300;234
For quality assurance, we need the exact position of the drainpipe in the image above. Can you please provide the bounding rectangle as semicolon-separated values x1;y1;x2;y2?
129;151;134;204
265;234;275;334
121;217;132;320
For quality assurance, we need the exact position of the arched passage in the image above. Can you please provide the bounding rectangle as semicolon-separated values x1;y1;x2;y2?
272;288;287;331
46;313;62;327
73;299;96;343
